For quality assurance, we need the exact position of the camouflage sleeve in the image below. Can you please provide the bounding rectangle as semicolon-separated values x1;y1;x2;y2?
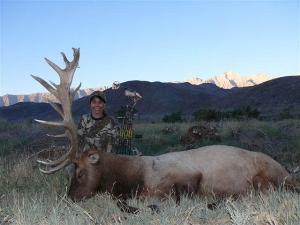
77;116;86;149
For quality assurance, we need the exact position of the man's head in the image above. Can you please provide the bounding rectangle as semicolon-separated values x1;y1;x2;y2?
89;91;106;103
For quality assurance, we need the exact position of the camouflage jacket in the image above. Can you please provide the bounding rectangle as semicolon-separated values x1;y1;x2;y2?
77;112;120;152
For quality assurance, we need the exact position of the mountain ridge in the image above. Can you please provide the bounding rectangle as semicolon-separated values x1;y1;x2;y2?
0;71;272;107
1;76;299;122
0;86;108;107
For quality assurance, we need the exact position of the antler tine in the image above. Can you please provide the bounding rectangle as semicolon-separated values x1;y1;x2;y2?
37;153;69;166
46;99;64;118
38;158;71;174
46;130;69;139
36;130;73;169
31;75;57;97
70;83;82;102
33;48;80;174
34;119;64;127
44;57;63;81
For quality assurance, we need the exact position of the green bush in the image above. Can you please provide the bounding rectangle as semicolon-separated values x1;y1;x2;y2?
162;110;183;123
193;106;260;122
280;107;294;120
193;109;222;121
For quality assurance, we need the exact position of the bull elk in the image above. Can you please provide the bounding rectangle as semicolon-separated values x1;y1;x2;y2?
34;48;298;214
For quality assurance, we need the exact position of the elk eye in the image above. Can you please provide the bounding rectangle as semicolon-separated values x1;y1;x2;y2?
78;171;83;178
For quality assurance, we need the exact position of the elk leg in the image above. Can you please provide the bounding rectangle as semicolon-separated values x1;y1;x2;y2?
254;173;300;193
174;172;203;205
174;183;188;205
207;200;222;210
253;174;270;192
116;198;139;214
281;176;299;193
207;194;238;210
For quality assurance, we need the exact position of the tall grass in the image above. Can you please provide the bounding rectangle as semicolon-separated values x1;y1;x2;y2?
1;119;300;224
219;119;300;167
134;122;192;155
1;163;299;225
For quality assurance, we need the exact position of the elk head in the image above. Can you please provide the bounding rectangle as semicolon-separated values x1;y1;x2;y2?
32;48;81;173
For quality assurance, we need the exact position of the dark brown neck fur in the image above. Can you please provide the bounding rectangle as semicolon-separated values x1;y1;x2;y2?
94;152;146;198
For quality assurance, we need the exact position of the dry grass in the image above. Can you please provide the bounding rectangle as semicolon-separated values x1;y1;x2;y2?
1;155;300;225
1;119;300;224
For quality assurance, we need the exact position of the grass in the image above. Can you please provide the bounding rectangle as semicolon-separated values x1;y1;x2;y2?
1;168;300;225
1;119;300;224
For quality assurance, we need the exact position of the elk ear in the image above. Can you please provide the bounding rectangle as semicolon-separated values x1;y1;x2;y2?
88;153;100;164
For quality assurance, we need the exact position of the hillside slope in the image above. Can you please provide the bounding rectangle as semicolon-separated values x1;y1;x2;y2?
1;76;299;122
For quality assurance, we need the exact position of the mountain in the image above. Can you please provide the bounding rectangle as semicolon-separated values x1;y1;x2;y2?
0;86;108;107
1;76;299;122
0;71;272;107
175;71;273;89
214;76;300;114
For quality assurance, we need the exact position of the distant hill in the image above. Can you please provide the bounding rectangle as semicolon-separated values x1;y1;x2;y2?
1;76;299;122
0;71;272;107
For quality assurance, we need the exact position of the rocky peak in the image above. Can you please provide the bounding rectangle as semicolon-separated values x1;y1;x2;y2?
178;71;273;89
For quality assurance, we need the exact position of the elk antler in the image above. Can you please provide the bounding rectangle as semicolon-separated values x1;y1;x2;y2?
32;48;81;174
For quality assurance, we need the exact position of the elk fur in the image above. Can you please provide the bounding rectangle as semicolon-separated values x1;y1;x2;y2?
68;145;296;212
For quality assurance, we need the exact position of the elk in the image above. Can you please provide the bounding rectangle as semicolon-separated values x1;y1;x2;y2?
34;48;297;214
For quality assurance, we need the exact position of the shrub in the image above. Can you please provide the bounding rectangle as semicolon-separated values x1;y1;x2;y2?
193;106;260;122
162;110;183;123
193;109;222;121
279;107;294;120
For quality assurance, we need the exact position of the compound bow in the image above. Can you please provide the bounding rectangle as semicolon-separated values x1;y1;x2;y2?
112;81;142;155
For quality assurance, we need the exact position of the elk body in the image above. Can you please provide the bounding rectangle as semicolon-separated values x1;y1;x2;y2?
34;48;297;214
68;145;295;212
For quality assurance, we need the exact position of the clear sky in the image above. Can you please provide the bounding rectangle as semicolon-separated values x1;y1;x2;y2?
1;0;299;95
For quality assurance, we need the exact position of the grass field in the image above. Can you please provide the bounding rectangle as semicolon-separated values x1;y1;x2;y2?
1;119;300;224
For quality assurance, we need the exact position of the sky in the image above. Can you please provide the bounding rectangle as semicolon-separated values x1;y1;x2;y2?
1;0;299;96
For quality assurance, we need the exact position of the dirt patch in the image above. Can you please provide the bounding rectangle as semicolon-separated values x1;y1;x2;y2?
180;124;221;145
161;124;221;153
161;127;174;134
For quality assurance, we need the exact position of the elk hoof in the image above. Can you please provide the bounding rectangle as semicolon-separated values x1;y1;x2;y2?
207;201;221;210
148;204;160;214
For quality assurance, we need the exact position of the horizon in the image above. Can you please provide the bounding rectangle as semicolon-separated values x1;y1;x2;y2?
1;0;299;95
0;71;288;97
